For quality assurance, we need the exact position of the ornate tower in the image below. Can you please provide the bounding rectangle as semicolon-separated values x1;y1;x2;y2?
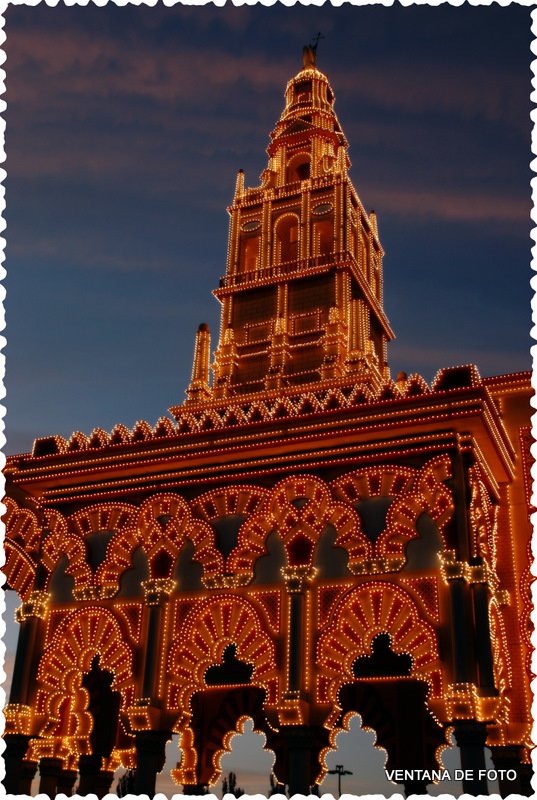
189;49;393;403
3;48;533;800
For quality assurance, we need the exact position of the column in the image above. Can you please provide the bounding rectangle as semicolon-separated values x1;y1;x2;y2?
56;767;78;797
4;590;49;793
396;681;430;797
490;745;528;797
140;578;174;699
280;726;314;796
77;754;102;796
453;721;488;795
469;574;496;691
3;735;34;793
519;763;534;796
19;758;38;794
134;730;170;796
38;756;64;797
282;565;315;696
448;577;473;683
94;769;116;798
126;580;174;796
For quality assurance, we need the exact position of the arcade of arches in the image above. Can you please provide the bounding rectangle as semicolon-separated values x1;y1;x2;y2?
3;48;533;798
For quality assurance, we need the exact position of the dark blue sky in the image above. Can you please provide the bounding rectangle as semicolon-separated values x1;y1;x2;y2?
4;3;532;455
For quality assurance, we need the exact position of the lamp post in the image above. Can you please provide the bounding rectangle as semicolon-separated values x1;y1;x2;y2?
328;765;353;798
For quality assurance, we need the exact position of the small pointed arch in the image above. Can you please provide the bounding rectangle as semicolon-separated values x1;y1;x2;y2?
321;390;346;411
287;151;311;183
378;380;399;401
200;410;222;431
246;402;269;423
88;427;110;448
110;423;131;445
296;393;320;415
273;213;300;264
404;373;430;397
270;399;294;419
347;384;374;405
222;406;246;427
154;416;176;438
67;431;89;452
177;413;199;434
131;419;153;442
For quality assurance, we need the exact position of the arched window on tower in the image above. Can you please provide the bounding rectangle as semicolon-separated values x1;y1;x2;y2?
312;218;333;257
274;215;299;264
294;80;312;103
239;235;261;272
287;154;310;184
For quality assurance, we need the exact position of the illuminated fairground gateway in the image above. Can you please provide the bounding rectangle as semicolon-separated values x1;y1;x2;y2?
3;46;534;798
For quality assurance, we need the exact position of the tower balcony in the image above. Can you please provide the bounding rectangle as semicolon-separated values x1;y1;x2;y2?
214;250;393;339
234;173;342;208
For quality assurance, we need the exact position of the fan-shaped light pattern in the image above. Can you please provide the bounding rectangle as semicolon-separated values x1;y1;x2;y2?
167;595;278;727
317;582;440;709
3;539;36;599
191;485;267;523
33;607;135;766
331;466;417;503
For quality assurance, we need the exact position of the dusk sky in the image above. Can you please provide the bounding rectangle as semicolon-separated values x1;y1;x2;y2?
3;2;532;457
2;3;532;795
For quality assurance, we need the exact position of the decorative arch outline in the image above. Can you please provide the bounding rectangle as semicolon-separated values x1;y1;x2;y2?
98;492;224;591
316;581;440;719
228;474;371;582
167;594;279;730
32;606;135;767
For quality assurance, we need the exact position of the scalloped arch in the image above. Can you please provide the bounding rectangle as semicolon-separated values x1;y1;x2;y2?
167;595;278;727
98;492;224;590
317;581;440;711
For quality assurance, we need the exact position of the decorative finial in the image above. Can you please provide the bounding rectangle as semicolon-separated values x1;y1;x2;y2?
303;45;316;68
303;32;325;68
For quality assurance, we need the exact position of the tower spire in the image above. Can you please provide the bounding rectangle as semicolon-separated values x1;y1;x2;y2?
186;323;211;403
202;58;393;401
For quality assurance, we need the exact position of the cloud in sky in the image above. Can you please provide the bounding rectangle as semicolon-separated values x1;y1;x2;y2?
5;5;529;223
368;186;529;224
3;3;531;455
